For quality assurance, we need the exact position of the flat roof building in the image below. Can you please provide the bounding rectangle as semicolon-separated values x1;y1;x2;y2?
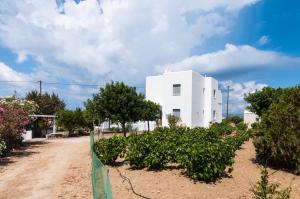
146;70;222;128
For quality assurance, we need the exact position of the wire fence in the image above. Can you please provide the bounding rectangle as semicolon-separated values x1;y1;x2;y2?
90;131;113;199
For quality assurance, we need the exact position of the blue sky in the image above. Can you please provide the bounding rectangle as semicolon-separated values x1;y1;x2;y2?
0;0;299;114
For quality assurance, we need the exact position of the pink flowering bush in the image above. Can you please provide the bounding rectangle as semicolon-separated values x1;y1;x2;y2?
0;97;37;156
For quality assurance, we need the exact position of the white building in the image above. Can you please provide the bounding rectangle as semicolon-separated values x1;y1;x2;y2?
244;109;259;128
146;70;222;128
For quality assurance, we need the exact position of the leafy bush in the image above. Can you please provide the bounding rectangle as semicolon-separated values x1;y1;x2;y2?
178;136;234;182
166;114;180;128
0;97;36;155
125;133;153;168
224;116;243;125
225;130;251;151
236;122;248;131
96;123;249;182
253;86;300;174
210;121;234;136
94;135;126;165
251;168;291;199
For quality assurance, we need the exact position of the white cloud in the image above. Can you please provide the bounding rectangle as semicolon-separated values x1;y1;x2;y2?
159;43;300;74
0;62;35;97
258;35;270;45
16;51;27;63
220;80;267;114
0;62;29;81
0;0;258;85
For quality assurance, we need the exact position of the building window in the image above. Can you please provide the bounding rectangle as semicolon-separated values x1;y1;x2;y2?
203;88;205;94
213;110;216;120
213;89;216;98
203;109;205;116
173;84;181;96
173;109;181;118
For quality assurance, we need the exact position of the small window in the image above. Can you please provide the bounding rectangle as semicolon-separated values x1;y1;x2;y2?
173;109;180;118
203;109;205;116
203;88;205;94
173;84;181;96
213;89;216;98
213;110;216;120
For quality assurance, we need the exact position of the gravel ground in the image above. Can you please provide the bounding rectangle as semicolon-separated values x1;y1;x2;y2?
0;137;299;199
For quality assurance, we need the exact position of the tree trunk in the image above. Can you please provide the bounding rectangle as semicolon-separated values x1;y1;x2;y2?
108;120;111;129
147;120;150;132
122;122;126;137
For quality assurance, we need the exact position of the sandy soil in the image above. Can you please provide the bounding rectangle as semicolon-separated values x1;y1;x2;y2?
0;137;92;199
108;141;300;199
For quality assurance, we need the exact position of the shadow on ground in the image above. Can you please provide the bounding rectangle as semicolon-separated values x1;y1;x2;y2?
0;141;48;167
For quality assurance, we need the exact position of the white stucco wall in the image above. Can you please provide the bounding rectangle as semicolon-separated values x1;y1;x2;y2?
244;109;259;128
146;70;222;128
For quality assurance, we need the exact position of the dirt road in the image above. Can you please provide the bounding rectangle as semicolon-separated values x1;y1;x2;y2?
0;137;92;199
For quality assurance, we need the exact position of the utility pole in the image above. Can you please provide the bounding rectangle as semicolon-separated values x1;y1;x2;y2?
38;80;42;95
226;85;230;119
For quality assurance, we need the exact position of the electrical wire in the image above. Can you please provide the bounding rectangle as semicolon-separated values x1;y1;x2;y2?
116;167;152;199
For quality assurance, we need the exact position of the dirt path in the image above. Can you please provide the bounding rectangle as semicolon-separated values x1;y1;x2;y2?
0;137;92;199
108;140;300;199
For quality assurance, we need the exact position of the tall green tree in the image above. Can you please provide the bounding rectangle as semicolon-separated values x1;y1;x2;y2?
25;90;65;115
94;82;144;137
244;87;283;116
141;100;161;132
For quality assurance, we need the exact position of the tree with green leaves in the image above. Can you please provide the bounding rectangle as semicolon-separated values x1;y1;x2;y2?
253;85;300;174
58;108;87;134
25;90;65;115
244;87;283;116
94;82;145;137
141;100;161;132
84;98;105;127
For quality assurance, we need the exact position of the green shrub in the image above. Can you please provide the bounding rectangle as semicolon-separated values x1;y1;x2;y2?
210;121;234;136
166;114;180;128
177;139;234;182
125;133;152;168
251;168;291;199
225;130;251;151
97;125;250;182
236;122;248;131
94;135;126;165
224;116;243;125
253;86;300;174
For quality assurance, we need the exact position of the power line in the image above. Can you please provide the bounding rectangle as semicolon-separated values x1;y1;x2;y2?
0;80;36;83
0;80;146;89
